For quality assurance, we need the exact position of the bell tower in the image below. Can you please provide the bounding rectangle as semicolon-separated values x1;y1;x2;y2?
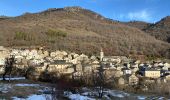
100;48;104;61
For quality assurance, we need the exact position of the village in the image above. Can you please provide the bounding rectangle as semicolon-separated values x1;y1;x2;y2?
0;46;170;94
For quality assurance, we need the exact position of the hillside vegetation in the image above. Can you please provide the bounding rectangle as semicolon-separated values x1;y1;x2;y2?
123;21;151;30
0;7;170;57
143;16;170;43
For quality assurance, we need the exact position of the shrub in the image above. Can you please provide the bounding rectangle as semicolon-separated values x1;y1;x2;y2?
14;31;34;41
14;31;27;40
46;29;67;38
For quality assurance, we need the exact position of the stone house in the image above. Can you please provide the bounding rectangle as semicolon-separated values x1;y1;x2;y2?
164;75;170;82
118;77;125;85
124;63;130;68
43;50;49;57
130;67;138;74
131;63;139;69
144;70;160;78
122;68;132;75
0;47;9;64
0;58;5;66
0;65;5;74
0;48;9;67
65;67;74;74
116;66;123;71
47;60;73;74
15;62;26;70
104;69;117;80
83;64;92;73
34;62;49;73
54;51;67;60
164;62;170;68
128;74;139;85
72;71;83;79
37;49;43;55
158;62;164;67
21;49;30;57
29;49;38;59
140;67;160;78
75;63;83;72
0;46;8;55
143;78;155;84
90;60;100;72
114;70;123;78
50;52;56;58
156;77;167;84
161;63;170;70
102;56;121;64
123;74;139;85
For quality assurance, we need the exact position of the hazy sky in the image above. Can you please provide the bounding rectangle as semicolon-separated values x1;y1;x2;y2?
0;0;169;23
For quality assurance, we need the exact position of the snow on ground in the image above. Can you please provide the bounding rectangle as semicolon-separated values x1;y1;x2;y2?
104;90;167;100
64;91;95;100
0;77;25;81
15;84;40;87
0;83;12;93
11;88;168;100
137;96;147;100
68;94;95;100
73;87;168;100
12;94;52;100
0;79;168;100
106;89;130;98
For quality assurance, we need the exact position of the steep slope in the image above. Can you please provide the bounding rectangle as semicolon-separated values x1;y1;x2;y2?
144;16;170;43
0;7;169;57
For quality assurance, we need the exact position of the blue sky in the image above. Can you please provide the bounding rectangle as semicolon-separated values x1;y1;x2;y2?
0;0;169;23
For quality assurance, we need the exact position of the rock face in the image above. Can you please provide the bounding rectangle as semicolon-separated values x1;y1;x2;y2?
0;7;169;57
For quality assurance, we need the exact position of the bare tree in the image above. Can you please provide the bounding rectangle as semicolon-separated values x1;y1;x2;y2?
3;55;15;82
93;62;106;98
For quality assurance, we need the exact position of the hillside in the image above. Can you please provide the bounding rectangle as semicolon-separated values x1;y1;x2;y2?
123;21;151;30
144;16;170;43
0;7;170;57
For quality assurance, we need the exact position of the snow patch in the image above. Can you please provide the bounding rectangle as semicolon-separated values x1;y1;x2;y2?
12;94;52;100
137;96;147;100
69;94;95;100
15;84;40;87
0;77;25;81
0;84;12;93
64;91;95;100
106;90;130;98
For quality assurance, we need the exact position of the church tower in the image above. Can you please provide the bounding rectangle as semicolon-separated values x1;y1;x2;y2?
100;48;104;61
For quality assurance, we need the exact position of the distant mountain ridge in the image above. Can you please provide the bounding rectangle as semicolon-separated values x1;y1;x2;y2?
123;21;151;30
143;16;170;43
0;6;170;58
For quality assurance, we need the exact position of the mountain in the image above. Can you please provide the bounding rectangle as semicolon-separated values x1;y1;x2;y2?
123;21;151;30
143;16;170;43
0;6;170;57
0;16;10;21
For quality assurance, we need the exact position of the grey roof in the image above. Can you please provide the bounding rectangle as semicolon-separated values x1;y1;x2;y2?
141;67;160;71
50;60;72;65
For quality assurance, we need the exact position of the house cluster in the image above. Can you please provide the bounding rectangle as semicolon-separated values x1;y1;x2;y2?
99;48;170;87
0;46;10;74
0;46;100;80
0;46;170;88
